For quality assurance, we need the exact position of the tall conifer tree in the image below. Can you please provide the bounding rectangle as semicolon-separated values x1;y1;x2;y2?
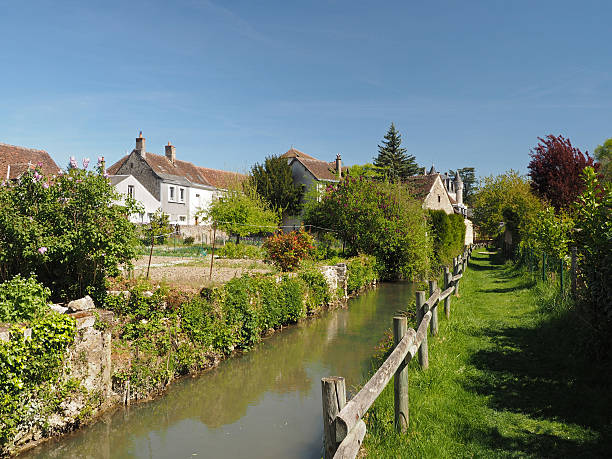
373;123;420;181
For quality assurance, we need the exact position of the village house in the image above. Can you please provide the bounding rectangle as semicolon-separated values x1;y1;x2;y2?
107;133;246;226
280;147;346;228
405;168;474;245
0;142;61;182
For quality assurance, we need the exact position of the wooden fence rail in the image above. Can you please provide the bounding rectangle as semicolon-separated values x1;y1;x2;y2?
321;245;474;459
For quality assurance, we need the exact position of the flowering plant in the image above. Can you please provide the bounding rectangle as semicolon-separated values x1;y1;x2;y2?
0;162;138;301
263;229;314;272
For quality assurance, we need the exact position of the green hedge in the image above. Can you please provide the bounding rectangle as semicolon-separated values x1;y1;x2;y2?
428;210;466;267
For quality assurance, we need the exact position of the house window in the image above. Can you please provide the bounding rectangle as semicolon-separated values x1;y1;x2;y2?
196;193;200;198
169;186;176;202
438;195;441;203
179;187;186;203
127;185;135;199
179;215;186;223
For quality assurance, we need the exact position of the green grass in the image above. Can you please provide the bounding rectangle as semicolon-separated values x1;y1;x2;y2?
362;250;612;458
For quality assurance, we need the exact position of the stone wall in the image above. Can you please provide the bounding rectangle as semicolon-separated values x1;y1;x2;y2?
319;263;348;299
423;176;455;214
1;308;114;453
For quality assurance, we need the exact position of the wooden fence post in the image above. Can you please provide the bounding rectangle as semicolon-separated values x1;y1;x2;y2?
571;247;577;298
453;262;460;297
428;280;438;336
443;267;451;319
393;316;408;432
415;291;428;369
322;376;346;459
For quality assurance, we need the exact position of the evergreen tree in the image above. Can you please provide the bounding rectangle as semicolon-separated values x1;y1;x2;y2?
373;123;420;181
448;167;477;204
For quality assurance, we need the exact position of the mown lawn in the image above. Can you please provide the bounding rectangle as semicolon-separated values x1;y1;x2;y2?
362;250;612;458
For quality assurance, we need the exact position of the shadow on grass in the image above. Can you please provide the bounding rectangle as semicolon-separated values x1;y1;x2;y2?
465;309;612;456
478;278;536;294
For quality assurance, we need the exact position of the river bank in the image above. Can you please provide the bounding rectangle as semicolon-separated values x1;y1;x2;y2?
20;280;416;458
7;256;379;456
361;250;612;457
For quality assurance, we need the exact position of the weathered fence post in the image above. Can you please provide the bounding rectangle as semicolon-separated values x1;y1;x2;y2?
560;258;565;296
322;376;346;459
443;267;451;319
428;280;438;336
571;247;577;298
393;316;409;432
416;291;429;369
453;262;460;297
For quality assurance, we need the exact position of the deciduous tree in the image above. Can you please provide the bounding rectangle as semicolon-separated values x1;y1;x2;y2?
594;138;612;182
528;134;596;210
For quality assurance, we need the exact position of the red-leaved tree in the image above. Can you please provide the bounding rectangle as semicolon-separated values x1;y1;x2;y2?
528;135;597;210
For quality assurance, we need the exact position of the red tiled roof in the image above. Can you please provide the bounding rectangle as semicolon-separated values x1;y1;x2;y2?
107;151;246;190
198;167;247;190
297;157;342;181
0;143;61;180
106;156;128;175
107;152;213;187
404;174;438;200
281;148;316;160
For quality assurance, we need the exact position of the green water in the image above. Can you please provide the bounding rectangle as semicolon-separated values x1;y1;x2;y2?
24;282;415;459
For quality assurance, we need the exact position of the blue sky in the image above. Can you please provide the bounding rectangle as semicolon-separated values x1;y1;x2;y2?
1;0;610;177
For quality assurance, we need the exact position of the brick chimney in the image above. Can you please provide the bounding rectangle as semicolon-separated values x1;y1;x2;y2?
135;131;146;158
165;142;176;164
335;154;342;179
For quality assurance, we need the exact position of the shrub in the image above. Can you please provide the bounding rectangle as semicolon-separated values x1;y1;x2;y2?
428;210;466;267
299;268;331;313
347;254;379;293
304;178;431;280
218;241;264;259
573;167;612;354
0;165;139;302
0;312;76;448
183;236;195;245
263;230;314;271
0;275;50;323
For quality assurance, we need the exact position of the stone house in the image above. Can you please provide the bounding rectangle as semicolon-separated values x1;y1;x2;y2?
405;170;474;245
107;133;246;225
279;148;346;228
1;142;61;181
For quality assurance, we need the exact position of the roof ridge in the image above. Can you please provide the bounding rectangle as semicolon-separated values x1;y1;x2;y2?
0;142;48;153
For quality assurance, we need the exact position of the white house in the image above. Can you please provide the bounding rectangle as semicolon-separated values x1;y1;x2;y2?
107;133;246;225
109;175;161;224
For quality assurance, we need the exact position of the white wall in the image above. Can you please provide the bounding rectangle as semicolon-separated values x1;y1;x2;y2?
189;186;216;225
111;175;161;224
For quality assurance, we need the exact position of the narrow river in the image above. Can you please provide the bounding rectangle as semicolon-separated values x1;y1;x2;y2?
24;282;415;459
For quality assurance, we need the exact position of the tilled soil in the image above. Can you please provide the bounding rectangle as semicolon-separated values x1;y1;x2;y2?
131;256;273;291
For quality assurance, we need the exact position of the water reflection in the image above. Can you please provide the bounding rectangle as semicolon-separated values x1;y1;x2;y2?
24;282;415;459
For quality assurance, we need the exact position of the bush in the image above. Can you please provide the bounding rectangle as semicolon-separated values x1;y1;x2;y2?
304;178;431;280
299;268;331;313
0;312;76;448
346;255;379;294
573;168;612;354
0;275;50;323
218;241;264;259
183;236;195;245
0;165;138;302
263;230;314;271
428;210;466;267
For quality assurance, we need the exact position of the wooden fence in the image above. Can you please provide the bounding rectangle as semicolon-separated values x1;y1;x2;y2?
321;245;474;459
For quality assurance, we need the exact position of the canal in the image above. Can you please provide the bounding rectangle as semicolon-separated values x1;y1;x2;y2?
24;282;415;458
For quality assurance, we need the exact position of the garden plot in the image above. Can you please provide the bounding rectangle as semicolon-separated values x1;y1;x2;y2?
131;255;274;291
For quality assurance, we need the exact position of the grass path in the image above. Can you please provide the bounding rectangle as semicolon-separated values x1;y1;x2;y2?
362;250;611;458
